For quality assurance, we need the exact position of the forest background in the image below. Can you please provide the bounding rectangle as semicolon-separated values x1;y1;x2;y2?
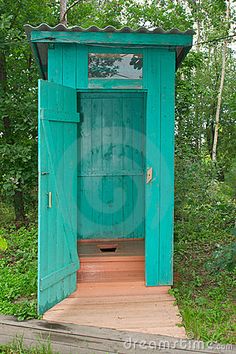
0;0;235;344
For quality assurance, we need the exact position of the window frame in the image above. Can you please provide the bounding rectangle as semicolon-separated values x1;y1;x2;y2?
87;46;144;89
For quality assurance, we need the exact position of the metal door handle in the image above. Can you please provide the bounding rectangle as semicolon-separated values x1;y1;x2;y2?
48;192;52;208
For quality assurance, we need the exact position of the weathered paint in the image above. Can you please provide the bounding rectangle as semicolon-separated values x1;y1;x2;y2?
38;80;79;314
34;29;193;313
31;30;193;47
143;48;161;285
159;51;175;284
89;79;142;89
77;91;145;239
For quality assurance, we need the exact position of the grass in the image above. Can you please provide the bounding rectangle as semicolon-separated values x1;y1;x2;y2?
0;337;55;354
173;236;236;344
0;226;38;320
0;169;235;344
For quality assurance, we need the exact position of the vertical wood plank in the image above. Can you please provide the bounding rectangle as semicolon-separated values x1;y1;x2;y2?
47;44;63;306
38;79;49;312
76;45;88;88
62;44;78;296
122;96;133;237
159;51;175;284
112;97;123;237
144;49;161;286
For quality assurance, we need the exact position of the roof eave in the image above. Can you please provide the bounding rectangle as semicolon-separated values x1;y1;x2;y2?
24;24;194;77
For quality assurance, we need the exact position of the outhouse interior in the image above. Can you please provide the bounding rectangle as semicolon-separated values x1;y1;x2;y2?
25;24;193;315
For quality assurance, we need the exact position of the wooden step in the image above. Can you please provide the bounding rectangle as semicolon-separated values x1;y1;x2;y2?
77;256;144;283
78;238;144;257
77;239;145;283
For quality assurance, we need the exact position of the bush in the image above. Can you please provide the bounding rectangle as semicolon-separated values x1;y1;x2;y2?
174;153;236;344
0;226;38;320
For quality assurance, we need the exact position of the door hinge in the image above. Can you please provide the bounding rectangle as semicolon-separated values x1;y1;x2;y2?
146;167;153;184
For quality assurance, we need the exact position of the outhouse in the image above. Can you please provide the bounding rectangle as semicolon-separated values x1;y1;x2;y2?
25;24;194;315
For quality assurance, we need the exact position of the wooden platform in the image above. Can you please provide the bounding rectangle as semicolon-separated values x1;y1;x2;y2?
43;240;185;338
44;281;186;337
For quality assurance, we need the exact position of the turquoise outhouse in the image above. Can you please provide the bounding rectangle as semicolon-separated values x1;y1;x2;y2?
25;24;193;314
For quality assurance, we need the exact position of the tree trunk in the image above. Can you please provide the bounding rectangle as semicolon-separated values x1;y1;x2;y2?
60;0;68;26
14;189;27;227
196;0;201;52
211;0;230;161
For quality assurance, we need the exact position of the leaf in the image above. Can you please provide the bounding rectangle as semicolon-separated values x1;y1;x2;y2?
0;236;7;251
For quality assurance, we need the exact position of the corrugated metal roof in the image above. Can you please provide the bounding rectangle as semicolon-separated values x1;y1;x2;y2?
25;24;194;79
24;23;195;36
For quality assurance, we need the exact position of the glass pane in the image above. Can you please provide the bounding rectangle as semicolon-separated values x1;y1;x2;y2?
88;53;143;79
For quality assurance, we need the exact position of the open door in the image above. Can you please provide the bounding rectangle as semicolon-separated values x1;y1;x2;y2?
38;80;80;314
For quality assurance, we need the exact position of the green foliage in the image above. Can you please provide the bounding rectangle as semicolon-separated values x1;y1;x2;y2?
0;202;15;228
0;337;55;354
175;155;236;243
224;157;236;198
206;242;236;272
0;0;235;224
0;0;235;345
0;237;7;251
0;227;38;320
0;0;59;221
174;155;236;344
0;231;7;251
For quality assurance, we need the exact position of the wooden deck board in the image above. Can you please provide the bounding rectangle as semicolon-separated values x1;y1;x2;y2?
45;240;185;338
44;281;186;338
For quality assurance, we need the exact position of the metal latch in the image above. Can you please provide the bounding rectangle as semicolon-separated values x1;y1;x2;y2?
146;167;153;184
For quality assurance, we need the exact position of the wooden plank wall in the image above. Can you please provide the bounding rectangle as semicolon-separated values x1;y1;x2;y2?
77;92;145;239
47;44;176;286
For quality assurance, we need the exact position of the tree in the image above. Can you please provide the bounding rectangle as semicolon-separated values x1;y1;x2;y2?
0;0;235;225
0;0;58;225
212;0;231;161
60;0;68;25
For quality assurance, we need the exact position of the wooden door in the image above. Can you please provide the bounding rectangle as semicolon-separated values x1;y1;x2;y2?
78;91;146;239
38;80;80;314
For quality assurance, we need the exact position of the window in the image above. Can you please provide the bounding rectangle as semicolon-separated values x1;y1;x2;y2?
88;53;143;80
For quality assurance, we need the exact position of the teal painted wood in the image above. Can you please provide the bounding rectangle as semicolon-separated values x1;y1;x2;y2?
88;47;144;54
61;44;78;300
31;31;193;47
38;79;79;314
89;79;142;89
48;44;65;306
36;41;187;298
159;51;176;284
143;48;161;286
48;43;79;298
76;45;88;89
77;91;145;239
